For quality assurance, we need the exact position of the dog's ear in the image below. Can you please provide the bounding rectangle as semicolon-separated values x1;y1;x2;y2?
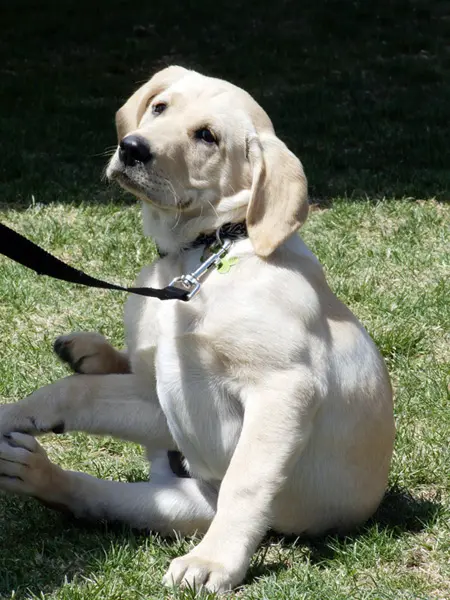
246;134;308;257
115;66;189;141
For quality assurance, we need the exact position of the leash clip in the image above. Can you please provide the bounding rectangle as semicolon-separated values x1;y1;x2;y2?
169;238;232;300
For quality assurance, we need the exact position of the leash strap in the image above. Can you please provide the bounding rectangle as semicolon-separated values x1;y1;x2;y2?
0;222;189;301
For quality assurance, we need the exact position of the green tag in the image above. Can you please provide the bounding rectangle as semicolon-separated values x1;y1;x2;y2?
217;257;239;274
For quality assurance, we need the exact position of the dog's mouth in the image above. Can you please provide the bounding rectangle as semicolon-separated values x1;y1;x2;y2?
109;170;142;194
108;167;194;211
107;166;151;199
109;170;126;183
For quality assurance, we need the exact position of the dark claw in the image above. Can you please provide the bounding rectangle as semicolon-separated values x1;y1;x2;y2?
53;338;73;364
51;422;65;434
167;451;191;478
73;354;95;373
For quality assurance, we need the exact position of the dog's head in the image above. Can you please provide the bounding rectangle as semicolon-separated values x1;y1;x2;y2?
107;66;308;256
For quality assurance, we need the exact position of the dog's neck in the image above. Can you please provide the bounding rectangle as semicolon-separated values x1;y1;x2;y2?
141;200;248;255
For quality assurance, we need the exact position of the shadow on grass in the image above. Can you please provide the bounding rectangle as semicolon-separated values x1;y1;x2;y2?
0;497;132;598
0;485;442;597
0;0;449;210
246;486;443;582
0;493;178;598
369;485;442;535
307;486;442;564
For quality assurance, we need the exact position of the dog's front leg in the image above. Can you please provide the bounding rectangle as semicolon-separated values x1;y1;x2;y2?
0;374;173;448
163;370;315;593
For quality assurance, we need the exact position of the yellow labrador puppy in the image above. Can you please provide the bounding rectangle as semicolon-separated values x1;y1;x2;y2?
0;67;395;592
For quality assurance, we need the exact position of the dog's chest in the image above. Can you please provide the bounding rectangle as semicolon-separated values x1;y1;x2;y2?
127;250;245;482
154;297;243;481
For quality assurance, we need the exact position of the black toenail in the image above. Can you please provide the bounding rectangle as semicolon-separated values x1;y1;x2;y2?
73;354;95;373
54;340;72;363
52;422;65;434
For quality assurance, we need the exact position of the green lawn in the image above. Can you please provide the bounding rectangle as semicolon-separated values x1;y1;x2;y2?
1;1;449;598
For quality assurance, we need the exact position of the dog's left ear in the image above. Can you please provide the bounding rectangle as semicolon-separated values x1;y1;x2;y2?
115;65;189;141
246;134;308;257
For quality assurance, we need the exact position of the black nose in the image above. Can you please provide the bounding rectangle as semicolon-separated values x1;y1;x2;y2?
119;135;152;166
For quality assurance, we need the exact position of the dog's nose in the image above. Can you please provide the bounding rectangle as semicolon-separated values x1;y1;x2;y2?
119;135;152;166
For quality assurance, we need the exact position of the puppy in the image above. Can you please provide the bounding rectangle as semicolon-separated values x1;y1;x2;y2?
0;66;395;592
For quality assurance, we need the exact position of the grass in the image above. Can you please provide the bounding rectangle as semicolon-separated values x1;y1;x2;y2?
0;0;449;598
1;201;449;600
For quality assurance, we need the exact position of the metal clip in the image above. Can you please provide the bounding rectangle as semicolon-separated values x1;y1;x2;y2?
169;238;232;300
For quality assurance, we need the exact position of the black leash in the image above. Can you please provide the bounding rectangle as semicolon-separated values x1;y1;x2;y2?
0;222;189;301
1;220;248;480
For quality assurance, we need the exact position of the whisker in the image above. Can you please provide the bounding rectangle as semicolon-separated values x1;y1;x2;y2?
90;146;118;159
206;199;219;220
100;166;109;182
171;207;182;231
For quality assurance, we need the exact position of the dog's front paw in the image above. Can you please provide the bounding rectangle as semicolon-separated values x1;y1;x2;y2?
0;432;63;500
54;332;128;374
54;332;108;373
163;553;240;593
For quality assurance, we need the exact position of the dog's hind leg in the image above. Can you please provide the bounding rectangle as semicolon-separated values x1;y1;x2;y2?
53;332;130;374
0;432;216;535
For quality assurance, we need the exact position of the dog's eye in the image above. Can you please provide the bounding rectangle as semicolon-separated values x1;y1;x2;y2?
195;128;217;144
152;102;167;115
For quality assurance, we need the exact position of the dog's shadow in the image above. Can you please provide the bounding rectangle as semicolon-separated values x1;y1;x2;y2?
246;486;443;582
0;486;442;598
0;496;155;599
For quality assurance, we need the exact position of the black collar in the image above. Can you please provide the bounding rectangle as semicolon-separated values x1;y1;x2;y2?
157;221;248;258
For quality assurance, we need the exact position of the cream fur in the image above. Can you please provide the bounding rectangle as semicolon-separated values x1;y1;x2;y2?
0;67;395;593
